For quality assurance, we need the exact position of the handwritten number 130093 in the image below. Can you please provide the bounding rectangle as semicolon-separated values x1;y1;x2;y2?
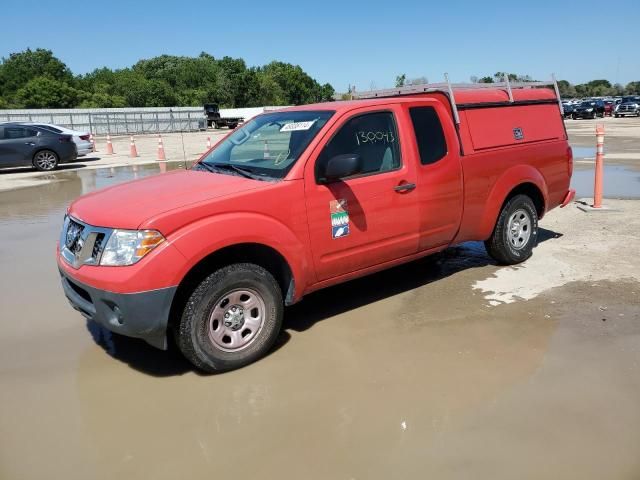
355;131;395;145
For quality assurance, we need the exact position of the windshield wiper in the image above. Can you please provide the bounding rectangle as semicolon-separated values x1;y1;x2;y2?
207;163;266;181
195;162;217;173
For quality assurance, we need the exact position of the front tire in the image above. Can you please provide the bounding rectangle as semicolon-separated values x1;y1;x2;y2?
176;263;283;372
485;194;538;265
33;150;59;171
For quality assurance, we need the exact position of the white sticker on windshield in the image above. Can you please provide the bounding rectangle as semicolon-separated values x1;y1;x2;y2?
280;120;316;132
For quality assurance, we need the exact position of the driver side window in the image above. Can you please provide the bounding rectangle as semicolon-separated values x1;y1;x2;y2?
316;112;401;182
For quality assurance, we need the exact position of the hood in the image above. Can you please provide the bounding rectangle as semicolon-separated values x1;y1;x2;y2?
69;170;267;230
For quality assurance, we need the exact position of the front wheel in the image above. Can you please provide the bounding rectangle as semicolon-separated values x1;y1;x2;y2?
176;263;283;372
485;194;539;265
33;150;59;171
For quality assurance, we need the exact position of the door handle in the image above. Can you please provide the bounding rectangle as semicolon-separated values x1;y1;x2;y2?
25;142;35;146
394;182;416;192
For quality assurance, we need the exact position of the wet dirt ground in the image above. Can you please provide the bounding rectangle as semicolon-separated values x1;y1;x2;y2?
1;134;640;478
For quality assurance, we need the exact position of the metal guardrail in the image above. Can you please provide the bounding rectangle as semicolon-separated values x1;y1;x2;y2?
0;108;204;135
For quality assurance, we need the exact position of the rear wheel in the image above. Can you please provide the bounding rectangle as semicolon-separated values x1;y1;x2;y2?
33;150;59;171
485;194;538;265
176;263;283;372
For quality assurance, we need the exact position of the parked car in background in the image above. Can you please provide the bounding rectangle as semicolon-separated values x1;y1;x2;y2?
0;124;77;171
562;102;575;118
604;100;616;116
0;122;92;156
615;96;640;117
204;104;244;129
572;100;605;119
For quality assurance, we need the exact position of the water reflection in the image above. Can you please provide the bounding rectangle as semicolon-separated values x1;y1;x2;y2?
0;162;185;224
571;165;640;199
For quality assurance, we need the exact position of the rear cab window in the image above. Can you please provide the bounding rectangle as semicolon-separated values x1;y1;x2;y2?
409;107;448;165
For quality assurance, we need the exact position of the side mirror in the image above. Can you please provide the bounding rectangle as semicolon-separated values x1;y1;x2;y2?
322;154;362;182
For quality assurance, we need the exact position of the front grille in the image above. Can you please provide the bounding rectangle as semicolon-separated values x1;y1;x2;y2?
65;219;84;252
60;216;113;269
92;233;106;259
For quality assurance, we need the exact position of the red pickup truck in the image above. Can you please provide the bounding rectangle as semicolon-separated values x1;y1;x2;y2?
58;82;575;372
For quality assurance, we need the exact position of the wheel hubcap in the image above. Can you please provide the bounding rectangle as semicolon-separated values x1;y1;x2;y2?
208;288;266;352
36;152;56;170
507;209;532;250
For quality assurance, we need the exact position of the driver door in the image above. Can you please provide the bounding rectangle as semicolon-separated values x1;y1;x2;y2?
303;106;419;282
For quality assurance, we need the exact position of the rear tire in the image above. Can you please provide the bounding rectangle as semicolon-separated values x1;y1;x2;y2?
33;150;59;171
176;263;283;372
484;194;538;265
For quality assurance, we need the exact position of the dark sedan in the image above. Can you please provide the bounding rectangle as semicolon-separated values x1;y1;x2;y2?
0;124;77;171
562;103;576;118
572;100;605;119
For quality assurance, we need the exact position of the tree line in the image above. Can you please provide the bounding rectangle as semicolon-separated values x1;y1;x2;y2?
0;48;335;109
393;71;640;98
472;72;640;98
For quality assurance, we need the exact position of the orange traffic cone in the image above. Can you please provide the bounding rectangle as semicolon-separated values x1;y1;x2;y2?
157;135;166;161
106;134;114;154
129;136;138;158
206;136;211;150
159;161;167;174
90;133;96;152
263;140;270;159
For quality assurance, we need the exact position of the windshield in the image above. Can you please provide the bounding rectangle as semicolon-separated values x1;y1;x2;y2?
622;96;640;103
580;101;596;107
198;110;334;180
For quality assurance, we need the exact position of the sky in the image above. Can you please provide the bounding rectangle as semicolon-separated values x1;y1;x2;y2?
1;0;639;92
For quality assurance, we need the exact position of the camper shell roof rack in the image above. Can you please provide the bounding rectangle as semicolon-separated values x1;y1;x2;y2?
352;74;563;124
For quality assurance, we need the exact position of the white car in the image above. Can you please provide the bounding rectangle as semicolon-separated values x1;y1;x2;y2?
10;123;93;157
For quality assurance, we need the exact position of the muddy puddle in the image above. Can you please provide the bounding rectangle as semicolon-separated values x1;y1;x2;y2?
571;146;596;158
2;164;640;479
571;165;640;199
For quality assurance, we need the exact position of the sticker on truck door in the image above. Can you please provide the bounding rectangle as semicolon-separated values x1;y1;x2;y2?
513;127;524;140
330;199;350;239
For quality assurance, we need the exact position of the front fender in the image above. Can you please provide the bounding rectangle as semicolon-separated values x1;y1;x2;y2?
166;212;313;300
478;165;549;240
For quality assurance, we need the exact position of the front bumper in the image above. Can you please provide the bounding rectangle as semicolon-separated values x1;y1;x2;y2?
59;268;177;349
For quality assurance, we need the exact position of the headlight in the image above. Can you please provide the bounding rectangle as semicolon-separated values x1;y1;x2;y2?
100;229;165;266
586;108;593;112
